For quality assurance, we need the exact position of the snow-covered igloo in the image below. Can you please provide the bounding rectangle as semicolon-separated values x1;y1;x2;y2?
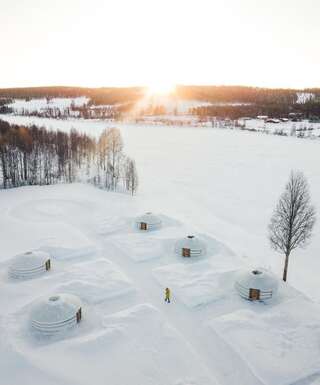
8;250;51;279
175;235;206;257
135;212;162;231
30;293;82;333
235;268;279;301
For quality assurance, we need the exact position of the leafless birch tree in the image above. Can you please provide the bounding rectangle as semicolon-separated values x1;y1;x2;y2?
269;171;316;281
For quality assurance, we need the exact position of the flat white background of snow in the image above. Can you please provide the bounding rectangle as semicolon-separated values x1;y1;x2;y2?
210;298;320;385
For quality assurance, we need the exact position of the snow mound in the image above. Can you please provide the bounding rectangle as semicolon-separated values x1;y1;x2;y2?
9;198;94;223
57;259;134;304
97;216;131;235
0;335;64;385
41;246;97;261
209;299;320;385
153;261;238;308
111;234;170;262
55;303;217;385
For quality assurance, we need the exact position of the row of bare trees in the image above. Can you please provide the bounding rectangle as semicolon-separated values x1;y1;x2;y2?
12;105;120;120
93;127;138;194
0;120;138;194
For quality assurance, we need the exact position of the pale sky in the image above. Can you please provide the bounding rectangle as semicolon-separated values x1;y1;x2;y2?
1;0;319;89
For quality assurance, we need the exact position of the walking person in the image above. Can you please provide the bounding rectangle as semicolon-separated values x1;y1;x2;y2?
165;287;171;303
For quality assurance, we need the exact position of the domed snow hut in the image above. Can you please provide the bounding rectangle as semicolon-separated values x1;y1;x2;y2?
235;268;279;301
9;250;51;279
175;235;206;257
30;293;82;333
135;212;162;231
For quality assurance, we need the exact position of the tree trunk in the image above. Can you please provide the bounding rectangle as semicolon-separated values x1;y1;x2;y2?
0;150;8;189
23;152;28;181
283;252;290;282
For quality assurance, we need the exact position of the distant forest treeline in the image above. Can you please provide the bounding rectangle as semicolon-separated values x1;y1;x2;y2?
0;119;138;193
2;85;320;103
0;86;145;105
177;85;300;103
190;100;320;119
177;86;320;119
1;85;320;118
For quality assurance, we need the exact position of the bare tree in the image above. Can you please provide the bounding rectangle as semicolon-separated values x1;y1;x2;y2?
106;128;123;191
125;157;138;195
0;120;138;195
269;171;316;282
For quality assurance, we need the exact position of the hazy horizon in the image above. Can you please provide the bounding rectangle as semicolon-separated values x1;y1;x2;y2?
0;83;319;91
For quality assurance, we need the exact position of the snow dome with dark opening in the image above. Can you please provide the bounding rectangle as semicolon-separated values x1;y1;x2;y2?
8;250;51;279
235;268;279;301
135;212;162;231
30;293;82;333
174;235;206;257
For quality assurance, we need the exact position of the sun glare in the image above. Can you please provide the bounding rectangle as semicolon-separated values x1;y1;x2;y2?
146;82;176;96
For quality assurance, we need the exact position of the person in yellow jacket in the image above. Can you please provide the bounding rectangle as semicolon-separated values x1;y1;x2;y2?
165;287;171;303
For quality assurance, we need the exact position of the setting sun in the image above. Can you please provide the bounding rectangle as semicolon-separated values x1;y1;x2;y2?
146;82;176;96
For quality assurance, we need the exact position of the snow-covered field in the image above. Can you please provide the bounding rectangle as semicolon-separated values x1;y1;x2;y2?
1;116;320;385
238;118;320;137
5;96;241;117
210;299;320;385
7;97;88;114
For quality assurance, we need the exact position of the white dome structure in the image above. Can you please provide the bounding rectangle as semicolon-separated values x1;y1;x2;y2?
30;293;82;333
135;212;162;231
9;250;51;279
235;268;279;301
175;235;206;257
